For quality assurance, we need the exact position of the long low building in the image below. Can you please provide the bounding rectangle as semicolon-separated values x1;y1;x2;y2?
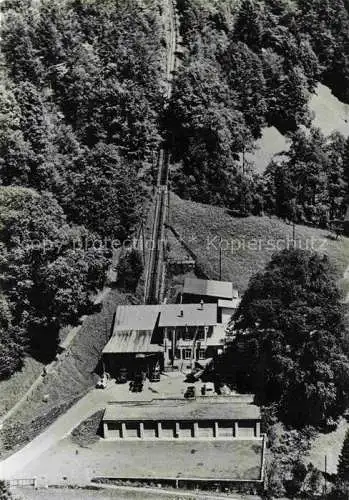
102;398;261;440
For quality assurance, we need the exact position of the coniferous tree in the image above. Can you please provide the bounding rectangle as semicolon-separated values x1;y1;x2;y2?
117;249;144;293
338;429;349;481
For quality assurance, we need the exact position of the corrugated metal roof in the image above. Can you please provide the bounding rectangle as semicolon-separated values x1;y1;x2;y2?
103;330;163;354
103;399;261;421
183;278;234;300
113;305;161;333
158;303;217;328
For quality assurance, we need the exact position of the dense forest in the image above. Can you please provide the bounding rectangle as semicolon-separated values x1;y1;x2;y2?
0;0;164;376
2;0;349;379
168;0;349;225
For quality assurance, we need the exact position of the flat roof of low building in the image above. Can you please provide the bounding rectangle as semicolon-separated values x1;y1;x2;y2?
113;305;161;333
207;324;226;346
103;399;261;421
218;298;241;309
183;278;237;300
158;303;217;328
103;330;163;354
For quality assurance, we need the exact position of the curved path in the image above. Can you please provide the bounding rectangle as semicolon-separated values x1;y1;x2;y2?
0;387;113;479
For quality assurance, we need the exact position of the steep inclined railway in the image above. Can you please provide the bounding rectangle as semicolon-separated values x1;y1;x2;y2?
144;0;177;304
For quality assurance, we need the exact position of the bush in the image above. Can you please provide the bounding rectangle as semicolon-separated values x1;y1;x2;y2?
117;249;144;292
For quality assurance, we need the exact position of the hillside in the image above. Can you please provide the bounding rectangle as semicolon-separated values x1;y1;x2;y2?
170;193;349;295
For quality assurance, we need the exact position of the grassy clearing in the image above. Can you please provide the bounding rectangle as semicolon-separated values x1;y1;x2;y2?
170;193;349;294
250;84;349;173
306;418;349;474
0;287;133;458
0;356;43;418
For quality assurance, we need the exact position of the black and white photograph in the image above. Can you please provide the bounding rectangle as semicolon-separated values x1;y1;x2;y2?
0;0;349;498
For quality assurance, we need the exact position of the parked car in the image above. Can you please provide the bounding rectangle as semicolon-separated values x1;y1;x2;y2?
185;367;204;383
96;374;108;389
184;385;196;399
149;362;161;382
134;380;143;392
116;368;128;384
149;369;161;382
130;372;144;392
130;379;143;392
201;382;215;396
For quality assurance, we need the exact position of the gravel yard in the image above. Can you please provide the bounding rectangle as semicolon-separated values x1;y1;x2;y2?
21;437;263;485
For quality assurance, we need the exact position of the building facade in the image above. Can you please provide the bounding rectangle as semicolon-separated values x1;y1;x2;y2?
102;279;241;377
102;398;261;440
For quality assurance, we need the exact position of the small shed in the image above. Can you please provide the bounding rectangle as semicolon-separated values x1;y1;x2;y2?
182;278;238;304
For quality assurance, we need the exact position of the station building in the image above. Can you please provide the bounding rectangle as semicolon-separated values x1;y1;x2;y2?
102;279;241;376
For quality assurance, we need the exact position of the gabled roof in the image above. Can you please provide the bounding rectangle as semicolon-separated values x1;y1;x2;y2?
183;278;235;300
158;303;217;328
103;399;261;421
113;305;161;333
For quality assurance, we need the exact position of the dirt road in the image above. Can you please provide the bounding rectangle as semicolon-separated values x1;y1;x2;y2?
0;388;110;479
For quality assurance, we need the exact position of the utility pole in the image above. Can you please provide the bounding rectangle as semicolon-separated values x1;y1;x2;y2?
141;219;146;266
219;236;222;281
324;454;327;495
242;146;246;176
167;188;170;227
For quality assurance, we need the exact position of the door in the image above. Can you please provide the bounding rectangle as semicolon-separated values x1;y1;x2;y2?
126;422;139;438
198;422;214;438
180;421;193;438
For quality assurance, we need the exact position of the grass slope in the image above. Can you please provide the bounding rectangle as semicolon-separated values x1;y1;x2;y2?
0;287;133;458
170;193;349;294
0;357;43;418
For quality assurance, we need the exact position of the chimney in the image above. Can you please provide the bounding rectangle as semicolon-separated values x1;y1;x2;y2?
200;299;204;310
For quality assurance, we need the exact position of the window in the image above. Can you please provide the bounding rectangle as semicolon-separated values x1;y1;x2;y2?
197;328;205;340
183;328;192;341
198;349;205;360
175;349;181;359
183;349;191;360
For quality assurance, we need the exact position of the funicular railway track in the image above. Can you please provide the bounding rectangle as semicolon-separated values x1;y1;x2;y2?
144;0;177;304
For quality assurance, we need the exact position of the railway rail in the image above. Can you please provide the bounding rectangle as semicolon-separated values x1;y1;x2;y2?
144;0;177;304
